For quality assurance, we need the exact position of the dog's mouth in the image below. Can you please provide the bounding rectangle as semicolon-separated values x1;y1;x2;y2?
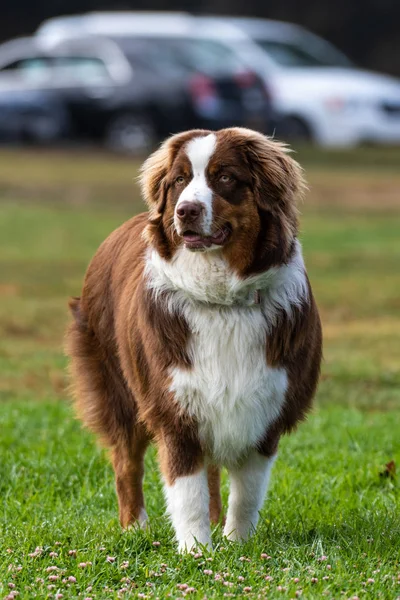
182;225;232;250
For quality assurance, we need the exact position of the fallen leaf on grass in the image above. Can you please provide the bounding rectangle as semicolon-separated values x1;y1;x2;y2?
379;460;396;479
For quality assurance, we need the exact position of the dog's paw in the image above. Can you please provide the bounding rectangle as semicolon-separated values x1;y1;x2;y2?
223;528;244;542
223;520;254;542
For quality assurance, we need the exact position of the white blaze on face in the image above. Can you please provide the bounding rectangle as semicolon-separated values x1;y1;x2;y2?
175;133;217;235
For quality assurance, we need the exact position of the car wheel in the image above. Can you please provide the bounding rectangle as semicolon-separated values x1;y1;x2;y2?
105;113;156;154
277;116;313;143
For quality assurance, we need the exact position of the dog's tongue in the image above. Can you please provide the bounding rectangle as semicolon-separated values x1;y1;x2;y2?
183;233;212;248
183;233;203;242
183;227;231;248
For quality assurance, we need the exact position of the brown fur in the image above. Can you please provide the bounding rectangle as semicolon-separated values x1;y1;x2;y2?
208;465;224;524
65;127;321;531
258;279;322;457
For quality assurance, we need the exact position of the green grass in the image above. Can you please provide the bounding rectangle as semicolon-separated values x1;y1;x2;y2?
0;146;399;599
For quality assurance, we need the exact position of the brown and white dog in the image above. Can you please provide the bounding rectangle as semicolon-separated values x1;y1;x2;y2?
66;127;322;551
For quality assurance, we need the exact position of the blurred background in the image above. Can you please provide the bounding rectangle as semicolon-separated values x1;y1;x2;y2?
1;7;400;150
0;5;399;590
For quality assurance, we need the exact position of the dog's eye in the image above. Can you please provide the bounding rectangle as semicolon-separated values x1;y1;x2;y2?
175;176;185;185
219;174;232;183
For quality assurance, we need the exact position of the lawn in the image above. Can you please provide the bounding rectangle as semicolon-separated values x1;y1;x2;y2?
0;145;399;599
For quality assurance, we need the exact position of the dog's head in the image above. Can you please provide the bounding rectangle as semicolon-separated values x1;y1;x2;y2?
140;128;305;274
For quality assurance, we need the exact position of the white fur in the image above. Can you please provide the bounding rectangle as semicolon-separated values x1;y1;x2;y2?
174;134;216;235
164;469;212;551
146;241;308;465
224;453;276;540
170;308;287;465
146;240;307;320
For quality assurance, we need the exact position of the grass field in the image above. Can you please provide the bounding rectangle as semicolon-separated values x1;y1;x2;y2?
0;145;399;600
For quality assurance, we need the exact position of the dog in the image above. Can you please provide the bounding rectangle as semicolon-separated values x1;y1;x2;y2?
66;127;322;551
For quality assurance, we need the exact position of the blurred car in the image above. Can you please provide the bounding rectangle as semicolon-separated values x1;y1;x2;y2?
0;35;270;152
199;16;400;147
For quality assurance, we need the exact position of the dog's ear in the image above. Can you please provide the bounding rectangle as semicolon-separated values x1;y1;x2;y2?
140;129;211;223
139;138;170;221
235;129;306;241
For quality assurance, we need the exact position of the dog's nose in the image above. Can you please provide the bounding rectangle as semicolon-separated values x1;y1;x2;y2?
176;201;202;223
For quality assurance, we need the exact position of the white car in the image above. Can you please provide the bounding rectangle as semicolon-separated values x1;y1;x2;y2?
199;16;400;147
36;12;400;147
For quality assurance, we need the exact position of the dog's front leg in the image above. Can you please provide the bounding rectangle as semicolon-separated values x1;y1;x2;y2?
158;430;212;552
224;451;277;541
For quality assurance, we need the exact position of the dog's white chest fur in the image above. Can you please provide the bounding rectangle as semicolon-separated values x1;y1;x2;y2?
170;305;287;464
146;244;308;465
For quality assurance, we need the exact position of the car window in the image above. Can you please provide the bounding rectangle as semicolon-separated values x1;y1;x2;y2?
158;39;245;75
51;56;110;83
0;54;111;87
112;37;196;80
0;57;52;81
116;36;245;76
256;39;352;68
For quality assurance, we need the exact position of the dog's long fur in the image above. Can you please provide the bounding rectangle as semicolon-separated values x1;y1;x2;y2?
66;128;322;550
